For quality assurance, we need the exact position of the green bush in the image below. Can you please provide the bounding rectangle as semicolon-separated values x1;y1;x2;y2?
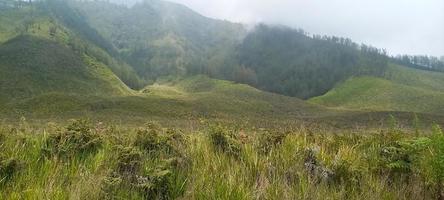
115;145;143;178
379;143;413;175
0;157;21;183
258;130;288;154
104;145;177;199
209;124;242;158
134;123;186;157
42;119;102;158
304;147;335;184
135;163;172;200
330;155;362;188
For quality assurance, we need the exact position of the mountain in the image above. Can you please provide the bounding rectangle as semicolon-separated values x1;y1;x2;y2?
69;0;391;99
0;0;145;89
0;0;329;122
69;0;246;83
310;64;444;114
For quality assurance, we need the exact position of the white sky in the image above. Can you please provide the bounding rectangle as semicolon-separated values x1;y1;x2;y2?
166;0;444;57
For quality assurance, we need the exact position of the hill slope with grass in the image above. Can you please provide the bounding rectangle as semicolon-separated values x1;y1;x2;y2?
310;64;444;114
0;35;131;103
0;4;330;122
2;76;330;122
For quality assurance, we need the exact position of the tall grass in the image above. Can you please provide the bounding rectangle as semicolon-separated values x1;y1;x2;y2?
0;119;442;199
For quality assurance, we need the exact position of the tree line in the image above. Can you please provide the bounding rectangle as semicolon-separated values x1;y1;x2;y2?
392;55;444;72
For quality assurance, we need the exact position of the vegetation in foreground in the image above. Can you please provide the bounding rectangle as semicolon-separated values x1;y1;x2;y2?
1;118;444;199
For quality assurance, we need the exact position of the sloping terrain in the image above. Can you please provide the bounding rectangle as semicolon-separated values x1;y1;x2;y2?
0;35;131;103
70;0;246;81
0;2;331;122
310;64;444;114
143;76;327;117
0;1;442;127
3;76;330;122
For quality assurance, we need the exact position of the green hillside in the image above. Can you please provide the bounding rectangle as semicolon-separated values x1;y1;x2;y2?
0;2;331;123
0;35;131;102
310;64;444;114
2;75;328;122
385;64;444;92
1;0;441;123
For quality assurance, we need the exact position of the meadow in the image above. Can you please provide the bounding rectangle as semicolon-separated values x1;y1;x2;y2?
1;118;443;200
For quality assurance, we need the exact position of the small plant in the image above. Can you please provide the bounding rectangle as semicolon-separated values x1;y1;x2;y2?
209;124;242;158
0;157;21;183
115;145;143;178
258;130;288;154
104;145;177;199
135;123;185;157
136;164;172;200
304;147;335;184
377;137;426;182
330;146;363;188
421;124;444;199
412;113;421;136
387;114;402;134
42;119;102;158
379;144;412;175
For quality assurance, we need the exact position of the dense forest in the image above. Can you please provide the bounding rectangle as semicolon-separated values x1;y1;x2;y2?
232;25;388;98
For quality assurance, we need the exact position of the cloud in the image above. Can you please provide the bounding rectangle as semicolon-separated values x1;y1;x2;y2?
167;0;444;56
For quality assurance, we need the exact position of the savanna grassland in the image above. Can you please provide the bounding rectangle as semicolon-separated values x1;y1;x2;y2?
1;118;444;200
1;1;444;199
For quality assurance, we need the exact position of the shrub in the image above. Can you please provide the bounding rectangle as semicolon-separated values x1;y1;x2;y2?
42;119;102;158
135;164;172;200
379;144;412;175
135;123;185;157
115;145;143;178
209;124;242;158
134;122;163;153
0;157;21;183
377;137;427;181
304;147;335;184
104;145;176;200
258;130;288;154
330;146;363;188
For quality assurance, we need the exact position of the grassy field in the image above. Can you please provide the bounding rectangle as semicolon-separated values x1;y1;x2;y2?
2;73;444;130
1;119;444;199
310;64;444;115
0;75;333;125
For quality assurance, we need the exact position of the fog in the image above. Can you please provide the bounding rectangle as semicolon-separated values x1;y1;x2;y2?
164;0;443;57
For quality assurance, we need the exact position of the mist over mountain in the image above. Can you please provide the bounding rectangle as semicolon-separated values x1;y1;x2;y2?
62;0;399;99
